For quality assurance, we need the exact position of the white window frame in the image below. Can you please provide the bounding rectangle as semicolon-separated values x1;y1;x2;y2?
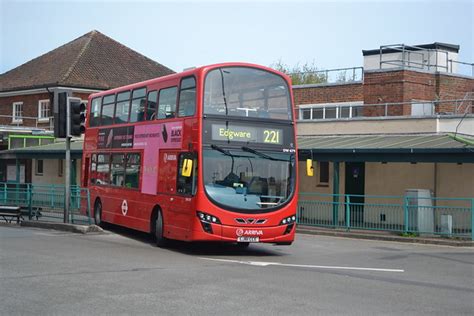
38;99;51;122
12;102;23;123
298;101;364;120
411;99;434;116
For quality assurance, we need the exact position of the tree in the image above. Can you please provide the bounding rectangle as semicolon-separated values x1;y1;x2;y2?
270;60;327;85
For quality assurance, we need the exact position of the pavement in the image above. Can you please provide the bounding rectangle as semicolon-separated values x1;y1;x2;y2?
297;225;474;247
0;224;473;315
20;220;103;234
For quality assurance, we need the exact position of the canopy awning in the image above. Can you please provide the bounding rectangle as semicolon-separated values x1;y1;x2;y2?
0;140;84;159
298;133;474;163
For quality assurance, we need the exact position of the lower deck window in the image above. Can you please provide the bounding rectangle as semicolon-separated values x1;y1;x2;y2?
90;153;141;189
125;153;141;189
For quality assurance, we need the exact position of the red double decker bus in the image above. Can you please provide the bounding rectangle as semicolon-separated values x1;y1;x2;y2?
81;63;298;246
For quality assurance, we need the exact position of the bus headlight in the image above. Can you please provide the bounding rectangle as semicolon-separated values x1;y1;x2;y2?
280;215;296;225
197;211;221;234
197;211;221;224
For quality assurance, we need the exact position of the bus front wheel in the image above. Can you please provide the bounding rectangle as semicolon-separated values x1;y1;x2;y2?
154;211;168;247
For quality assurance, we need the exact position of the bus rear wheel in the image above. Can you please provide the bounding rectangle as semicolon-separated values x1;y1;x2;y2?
154;211;168;247
94;200;103;226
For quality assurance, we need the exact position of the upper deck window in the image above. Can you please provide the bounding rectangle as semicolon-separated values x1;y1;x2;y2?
114;91;131;124
90;97;101;127
130;87;147;123
158;87;177;119
101;94;116;126
178;77;196;117
204;67;292;121
146;91;158;120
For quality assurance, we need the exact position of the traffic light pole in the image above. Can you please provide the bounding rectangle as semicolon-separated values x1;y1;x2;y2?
59;96;85;223
64;99;71;223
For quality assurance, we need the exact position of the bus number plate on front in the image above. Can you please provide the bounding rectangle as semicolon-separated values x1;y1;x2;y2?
237;237;259;243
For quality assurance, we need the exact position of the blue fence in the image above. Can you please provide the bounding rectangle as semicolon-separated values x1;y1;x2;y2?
298;193;474;240
0;182;91;224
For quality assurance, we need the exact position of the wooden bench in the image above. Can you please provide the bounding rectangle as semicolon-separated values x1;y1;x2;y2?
20;206;42;220
0;206;21;224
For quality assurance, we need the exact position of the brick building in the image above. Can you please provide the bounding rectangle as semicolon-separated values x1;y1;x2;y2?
295;43;473;122
0;30;174;183
295;43;473;233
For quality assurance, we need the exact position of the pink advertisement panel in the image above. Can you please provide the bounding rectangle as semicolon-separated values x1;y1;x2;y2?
133;122;183;194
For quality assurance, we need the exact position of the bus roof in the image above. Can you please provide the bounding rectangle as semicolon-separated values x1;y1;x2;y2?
88;62;290;99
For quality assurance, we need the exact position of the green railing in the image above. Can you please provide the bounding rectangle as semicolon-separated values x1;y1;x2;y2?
0;182;91;224
298;193;474;240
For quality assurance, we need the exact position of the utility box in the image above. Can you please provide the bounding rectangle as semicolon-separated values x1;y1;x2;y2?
405;189;434;234
440;215;453;236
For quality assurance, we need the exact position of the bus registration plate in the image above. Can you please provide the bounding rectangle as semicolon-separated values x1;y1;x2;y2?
237;237;259;243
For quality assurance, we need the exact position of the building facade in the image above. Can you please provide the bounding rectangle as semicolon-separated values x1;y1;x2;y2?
294;43;473;201
0;30;174;184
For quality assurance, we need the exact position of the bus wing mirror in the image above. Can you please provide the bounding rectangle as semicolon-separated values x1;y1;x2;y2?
182;158;193;177
306;159;314;177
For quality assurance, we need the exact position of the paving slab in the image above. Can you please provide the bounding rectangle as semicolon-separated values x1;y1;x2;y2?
20;220;103;234
297;225;474;247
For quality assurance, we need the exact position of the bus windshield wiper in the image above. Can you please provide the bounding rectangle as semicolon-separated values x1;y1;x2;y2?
211;144;232;156
241;146;289;162
211;144;253;159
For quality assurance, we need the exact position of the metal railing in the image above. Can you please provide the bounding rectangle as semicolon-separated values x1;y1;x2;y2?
378;44;473;77
449;60;474;77
0;115;54;130
290;67;363;85
0;182;91;224
298;98;474;121
379;44;448;72
298;193;474;240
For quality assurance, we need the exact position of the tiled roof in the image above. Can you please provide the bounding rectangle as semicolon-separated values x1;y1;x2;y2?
0;30;175;92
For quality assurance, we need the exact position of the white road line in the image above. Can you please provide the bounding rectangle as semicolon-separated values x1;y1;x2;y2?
200;257;405;273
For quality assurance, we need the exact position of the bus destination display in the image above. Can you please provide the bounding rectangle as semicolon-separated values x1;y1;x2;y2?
211;124;283;145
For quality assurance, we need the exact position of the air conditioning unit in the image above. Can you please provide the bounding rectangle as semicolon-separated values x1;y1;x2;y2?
405;189;434;235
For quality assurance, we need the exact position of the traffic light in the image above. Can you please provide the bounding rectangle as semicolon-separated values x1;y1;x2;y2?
70;99;86;136
54;92;67;138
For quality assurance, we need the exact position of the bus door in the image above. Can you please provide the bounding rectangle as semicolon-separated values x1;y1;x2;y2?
157;150;188;239
175;152;197;238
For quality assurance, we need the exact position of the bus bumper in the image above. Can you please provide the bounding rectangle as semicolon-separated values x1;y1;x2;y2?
192;222;295;244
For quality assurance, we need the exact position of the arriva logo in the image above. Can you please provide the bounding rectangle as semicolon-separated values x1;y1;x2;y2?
236;229;263;236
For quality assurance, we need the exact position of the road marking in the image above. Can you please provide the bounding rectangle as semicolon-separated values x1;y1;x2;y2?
200;257;404;273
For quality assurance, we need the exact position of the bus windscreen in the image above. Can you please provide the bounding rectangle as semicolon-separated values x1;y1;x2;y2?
203;67;292;120
203;147;295;212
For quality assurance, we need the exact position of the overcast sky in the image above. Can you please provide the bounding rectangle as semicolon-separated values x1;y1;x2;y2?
1;0;473;74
